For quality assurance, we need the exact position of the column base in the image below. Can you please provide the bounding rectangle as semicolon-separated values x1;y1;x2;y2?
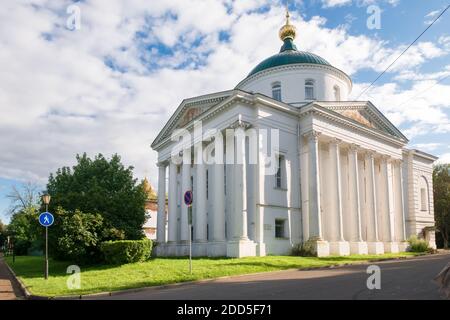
367;242;385;255
350;241;368;255
226;239;257;258
176;242;190;256
329;241;350;256
192;241;208;257
384;242;399;253
207;241;227;257
307;239;330;257
398;241;409;252
256;243;266;257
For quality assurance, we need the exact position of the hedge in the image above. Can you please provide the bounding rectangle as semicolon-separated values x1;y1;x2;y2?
100;239;152;265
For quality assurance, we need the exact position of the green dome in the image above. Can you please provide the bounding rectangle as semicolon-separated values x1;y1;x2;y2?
247;38;331;78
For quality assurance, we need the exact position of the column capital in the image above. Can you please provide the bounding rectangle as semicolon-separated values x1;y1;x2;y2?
303;130;321;142
365;149;377;157
329;137;343;146
157;161;167;168
349;143;360;153
380;154;391;163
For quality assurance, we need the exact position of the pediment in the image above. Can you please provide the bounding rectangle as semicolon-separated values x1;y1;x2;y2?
316;101;408;142
151;90;234;148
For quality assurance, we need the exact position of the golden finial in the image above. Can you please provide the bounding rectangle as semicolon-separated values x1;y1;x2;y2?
279;5;296;41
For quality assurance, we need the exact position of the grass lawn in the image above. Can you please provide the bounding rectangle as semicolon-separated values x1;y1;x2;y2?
5;252;420;297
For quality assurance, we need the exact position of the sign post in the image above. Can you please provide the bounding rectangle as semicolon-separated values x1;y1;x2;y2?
184;190;193;274
39;211;54;280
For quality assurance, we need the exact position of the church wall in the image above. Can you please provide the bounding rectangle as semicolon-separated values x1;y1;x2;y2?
262;206;299;255
403;151;436;248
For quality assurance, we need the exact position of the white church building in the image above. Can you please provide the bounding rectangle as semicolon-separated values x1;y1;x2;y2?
151;11;437;257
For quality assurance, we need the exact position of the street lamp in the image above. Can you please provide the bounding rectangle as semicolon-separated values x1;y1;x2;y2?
42;192;51;280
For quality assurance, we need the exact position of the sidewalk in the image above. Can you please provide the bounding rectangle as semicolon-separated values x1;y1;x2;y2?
0;253;23;300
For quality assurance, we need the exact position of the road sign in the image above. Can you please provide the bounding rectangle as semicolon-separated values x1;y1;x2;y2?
184;190;193;207
39;212;54;227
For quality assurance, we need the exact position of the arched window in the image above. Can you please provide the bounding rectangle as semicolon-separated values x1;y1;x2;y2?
272;82;282;101
305;79;315;100
334;85;341;101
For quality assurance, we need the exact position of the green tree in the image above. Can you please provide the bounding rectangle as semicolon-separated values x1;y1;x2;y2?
50;208;124;263
46;153;147;239
4;183;42;255
433;164;450;249
0;219;7;249
7;207;42;255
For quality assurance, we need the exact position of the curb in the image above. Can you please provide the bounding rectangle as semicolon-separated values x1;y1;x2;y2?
4;252;439;300
2;257;33;300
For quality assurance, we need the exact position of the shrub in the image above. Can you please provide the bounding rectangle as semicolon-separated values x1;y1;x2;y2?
291;240;316;257
408;236;429;253
50;208;124;263
100;239;152;265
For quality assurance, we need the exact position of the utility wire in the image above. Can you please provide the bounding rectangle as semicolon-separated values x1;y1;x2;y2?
355;4;450;100
395;73;450;108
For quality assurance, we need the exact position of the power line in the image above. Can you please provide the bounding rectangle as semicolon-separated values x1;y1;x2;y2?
355;4;450;100
395;73;450;108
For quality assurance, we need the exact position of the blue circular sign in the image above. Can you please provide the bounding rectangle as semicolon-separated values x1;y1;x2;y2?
184;190;193;206
39;212;54;227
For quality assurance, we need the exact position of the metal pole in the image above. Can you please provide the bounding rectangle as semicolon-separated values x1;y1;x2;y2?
45;204;48;280
188;206;192;274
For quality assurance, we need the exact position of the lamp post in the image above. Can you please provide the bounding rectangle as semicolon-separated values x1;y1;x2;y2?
42;192;51;280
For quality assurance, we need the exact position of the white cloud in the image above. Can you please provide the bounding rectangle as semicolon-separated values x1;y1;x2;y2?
0;0;448;193
322;0;400;8
437;153;450;164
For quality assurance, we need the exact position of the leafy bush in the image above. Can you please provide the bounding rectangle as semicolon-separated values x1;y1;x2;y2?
51;208;124;263
100;239;152;265
291;240;316;257
408;236;429;252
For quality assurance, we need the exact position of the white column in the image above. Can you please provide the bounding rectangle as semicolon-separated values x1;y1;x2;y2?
226;122;256;258
394;160;407;245
366;152;384;254
382;156;399;253
305;130;329;257
168;161;178;243
329;139;349;255
349;144;368;254
307;131;322;240
180;159;191;242
212;139;225;242
194;159;207;243
234;125;248;240
157;163;167;243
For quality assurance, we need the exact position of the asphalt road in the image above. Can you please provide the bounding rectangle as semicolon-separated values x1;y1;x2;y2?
91;252;450;300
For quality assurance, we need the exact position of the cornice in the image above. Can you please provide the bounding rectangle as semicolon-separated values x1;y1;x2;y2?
235;63;352;90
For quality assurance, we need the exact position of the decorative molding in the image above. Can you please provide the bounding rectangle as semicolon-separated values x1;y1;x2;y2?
303;130;321;142
235;63;352;90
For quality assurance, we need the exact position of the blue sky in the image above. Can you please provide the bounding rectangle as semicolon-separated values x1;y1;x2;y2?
1;0;449;224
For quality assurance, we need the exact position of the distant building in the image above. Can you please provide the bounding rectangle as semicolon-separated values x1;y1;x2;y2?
142;178;167;240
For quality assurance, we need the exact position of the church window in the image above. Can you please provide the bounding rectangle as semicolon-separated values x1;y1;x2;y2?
272;82;282;101
334;85;341;101
275;154;285;189
305;79;315;100
275;219;286;238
